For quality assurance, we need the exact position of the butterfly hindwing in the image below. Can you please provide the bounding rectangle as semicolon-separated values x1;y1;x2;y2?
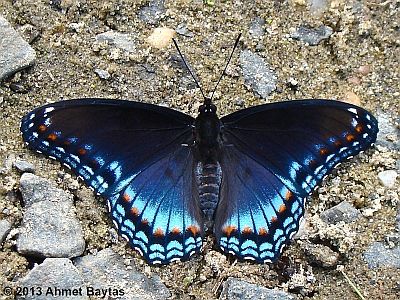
215;145;305;262
20;99;204;264
215;99;378;262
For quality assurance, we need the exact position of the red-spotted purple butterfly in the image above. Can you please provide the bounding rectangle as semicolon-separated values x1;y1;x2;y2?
20;35;378;265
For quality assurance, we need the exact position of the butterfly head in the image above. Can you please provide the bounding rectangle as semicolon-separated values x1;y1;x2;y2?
199;98;217;115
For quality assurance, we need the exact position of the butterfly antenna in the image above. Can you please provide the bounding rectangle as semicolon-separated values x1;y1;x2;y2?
209;33;242;102
172;38;208;102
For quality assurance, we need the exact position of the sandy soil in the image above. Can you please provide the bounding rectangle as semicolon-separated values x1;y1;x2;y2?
0;0;399;299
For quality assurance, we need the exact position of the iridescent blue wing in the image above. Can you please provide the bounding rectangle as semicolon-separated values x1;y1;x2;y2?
20;99;203;264
215;99;378;262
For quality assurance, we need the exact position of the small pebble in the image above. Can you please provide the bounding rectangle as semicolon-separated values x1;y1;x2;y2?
239;50;277;99
138;0;166;25
13;159;35;173
96;31;136;53
356;65;371;76
378;170;398;188
220;277;295;300
320;201;361;224
364;242;400;269
147;27;175;49
0;219;12;244
0;16;36;81
291;25;333;46
303;243;340;268
249;17;265;39
376;112;399;151
94;68;110;80
310;0;328;14
343;91;361;106
176;24;193;37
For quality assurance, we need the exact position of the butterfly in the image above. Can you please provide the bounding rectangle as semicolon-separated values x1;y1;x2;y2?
19;36;378;265
20;97;378;264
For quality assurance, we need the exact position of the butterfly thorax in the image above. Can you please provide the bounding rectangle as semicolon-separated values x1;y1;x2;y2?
194;102;223;230
194;102;222;163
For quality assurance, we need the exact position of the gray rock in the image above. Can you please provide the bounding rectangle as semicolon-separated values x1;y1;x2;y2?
239;50;277;99
17;173;85;258
376;112;400;150
0;16;36;81
364;242;400;269
219;277;294;300
17;258;87;300
378;170;398;188
291;25;333;46
13;160;35;173
96;31;136;53
249;17;265;39
138;0;166;25
94;68;110;80
320;201;361;224
74;248;170;300
0;219;12;244
20;173;73;207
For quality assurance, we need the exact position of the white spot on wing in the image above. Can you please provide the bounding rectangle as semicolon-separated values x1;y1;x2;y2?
44;107;55;114
348;108;357;114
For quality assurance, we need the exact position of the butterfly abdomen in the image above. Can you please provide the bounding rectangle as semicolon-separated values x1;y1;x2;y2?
197;162;222;230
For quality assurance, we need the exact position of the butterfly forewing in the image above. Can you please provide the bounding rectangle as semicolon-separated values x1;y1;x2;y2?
20;99;204;264
215;100;378;262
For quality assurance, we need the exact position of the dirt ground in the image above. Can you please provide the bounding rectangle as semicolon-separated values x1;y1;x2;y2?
0;0;399;299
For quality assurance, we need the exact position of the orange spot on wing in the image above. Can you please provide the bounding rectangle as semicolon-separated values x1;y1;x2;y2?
355;124;363;133
187;225;200;236
242;226;253;234
171;227;181;235
47;133;57;141
141;218;149;225
319;148;328;156
285;190;293;201
279;204;287;213
130;206;139;216
78;148;87;155
38;124;47;132
259;227;268;236
346;134;355;142
223;225;237;237
154;228;164;237
271;216;278;223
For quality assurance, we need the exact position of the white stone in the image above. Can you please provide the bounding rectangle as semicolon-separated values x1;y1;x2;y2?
378;170;398;188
